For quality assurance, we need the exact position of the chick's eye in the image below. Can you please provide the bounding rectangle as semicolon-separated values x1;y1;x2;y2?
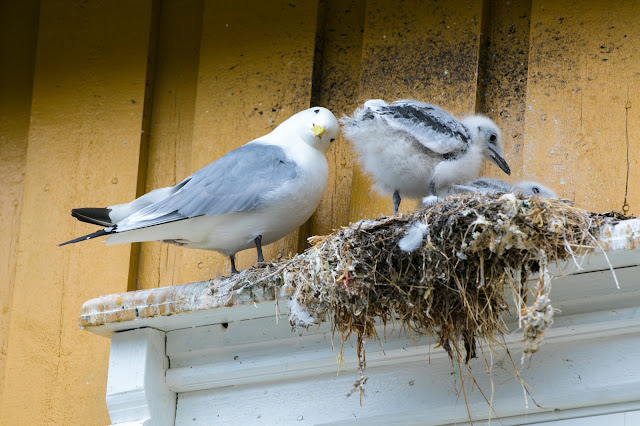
314;109;320;113
330;138;335;142
489;134;497;142
532;187;540;194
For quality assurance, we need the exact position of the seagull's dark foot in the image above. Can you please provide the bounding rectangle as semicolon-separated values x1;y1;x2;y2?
229;254;239;275
428;181;437;197
254;235;264;264
393;190;401;215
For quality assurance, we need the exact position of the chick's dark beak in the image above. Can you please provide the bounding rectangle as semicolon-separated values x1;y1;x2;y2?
489;147;511;175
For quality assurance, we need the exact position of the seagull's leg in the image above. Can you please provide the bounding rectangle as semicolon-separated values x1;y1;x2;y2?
254;235;264;264
423;181;439;206
229;254;238;275
428;181;437;196
393;190;401;215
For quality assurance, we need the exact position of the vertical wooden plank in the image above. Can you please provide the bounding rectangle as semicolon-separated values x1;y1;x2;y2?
349;0;487;220
305;0;366;240
0;0;40;406
0;1;154;424
177;0;320;282
136;0;204;290
524;1;640;215
477;0;533;181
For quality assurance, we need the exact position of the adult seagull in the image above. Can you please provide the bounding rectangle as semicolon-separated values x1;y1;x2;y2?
59;107;340;274
341;99;511;214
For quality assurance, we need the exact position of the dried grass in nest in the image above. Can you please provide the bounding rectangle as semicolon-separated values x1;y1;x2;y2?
280;193;619;399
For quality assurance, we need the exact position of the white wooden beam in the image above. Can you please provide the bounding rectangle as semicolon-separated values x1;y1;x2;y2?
106;328;175;426
171;313;640;425
165;304;640;394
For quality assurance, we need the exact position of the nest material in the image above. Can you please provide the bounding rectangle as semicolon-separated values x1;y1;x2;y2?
283;193;616;373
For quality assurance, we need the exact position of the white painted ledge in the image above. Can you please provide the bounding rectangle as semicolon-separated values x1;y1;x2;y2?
81;218;640;425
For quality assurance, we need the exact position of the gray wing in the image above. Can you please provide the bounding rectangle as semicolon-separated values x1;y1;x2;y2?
114;143;298;232
467;178;513;193
372;100;470;155
447;178;512;196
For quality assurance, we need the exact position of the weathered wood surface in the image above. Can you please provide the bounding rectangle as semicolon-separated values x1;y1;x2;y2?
0;1;154;424
0;0;39;408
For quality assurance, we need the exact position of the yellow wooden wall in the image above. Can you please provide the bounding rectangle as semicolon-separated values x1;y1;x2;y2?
0;0;40;411
0;0;638;423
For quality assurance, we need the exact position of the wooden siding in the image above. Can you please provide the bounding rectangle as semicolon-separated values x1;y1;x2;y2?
0;1;154;423
0;0;638;423
0;0;40;410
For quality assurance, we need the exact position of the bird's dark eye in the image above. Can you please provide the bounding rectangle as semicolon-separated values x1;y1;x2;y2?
314;109;320;113
330;138;335;142
532;187;540;194
489;134;497;142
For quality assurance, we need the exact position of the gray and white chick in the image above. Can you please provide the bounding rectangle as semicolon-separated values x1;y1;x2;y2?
422;178;557;206
341;99;511;214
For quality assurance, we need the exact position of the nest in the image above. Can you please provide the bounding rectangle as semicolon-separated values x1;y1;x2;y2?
275;193;623;398
220;192;627;406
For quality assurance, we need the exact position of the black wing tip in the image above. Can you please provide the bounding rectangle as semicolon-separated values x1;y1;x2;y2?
71;207;114;227
58;229;112;247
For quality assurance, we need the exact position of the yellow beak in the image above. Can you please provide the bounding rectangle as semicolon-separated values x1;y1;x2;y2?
312;124;326;138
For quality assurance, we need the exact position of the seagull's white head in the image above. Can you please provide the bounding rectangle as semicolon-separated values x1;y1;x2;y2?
462;115;511;176
514;180;557;198
277;106;339;154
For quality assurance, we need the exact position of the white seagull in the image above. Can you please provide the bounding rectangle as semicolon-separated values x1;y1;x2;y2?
341;99;511;214
59;107;340;273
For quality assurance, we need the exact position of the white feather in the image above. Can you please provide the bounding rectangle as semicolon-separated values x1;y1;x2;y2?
288;298;315;326
399;221;429;253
